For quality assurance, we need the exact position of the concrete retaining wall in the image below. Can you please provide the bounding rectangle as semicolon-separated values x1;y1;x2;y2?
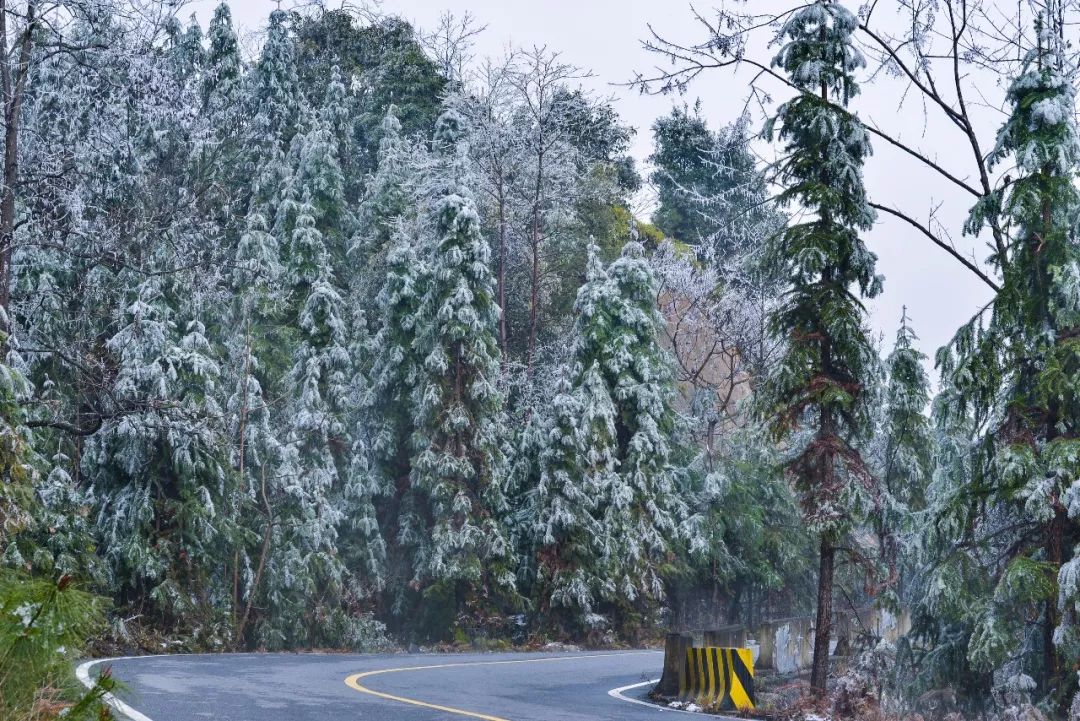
681;606;910;674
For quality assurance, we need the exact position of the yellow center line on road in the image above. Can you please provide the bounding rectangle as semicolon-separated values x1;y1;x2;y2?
343;650;661;721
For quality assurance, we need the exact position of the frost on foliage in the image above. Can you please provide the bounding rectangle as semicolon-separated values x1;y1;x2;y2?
773;1;865;103
760;0;880;541
407;109;514;613
88;273;226;623
651;106;785;263
244;9;299;161
354;105;416;280
529;371;608;626
930;8;1080;705
356;117;426;599
540;241;689;611
202;2;242;115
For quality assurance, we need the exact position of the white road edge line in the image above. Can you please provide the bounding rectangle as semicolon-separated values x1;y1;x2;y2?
606;679;745;720
75;655;163;721
608;679;694;715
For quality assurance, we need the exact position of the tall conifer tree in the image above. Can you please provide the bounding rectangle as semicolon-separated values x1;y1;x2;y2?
759;0;880;692
409;109;514;632
935;6;1080;706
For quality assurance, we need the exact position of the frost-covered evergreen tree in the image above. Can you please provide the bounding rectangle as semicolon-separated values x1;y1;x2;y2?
408;109;515;635
198;2;245;249
264;193;351;643
89;272;227;638
650;107;781;264
872;310;933;608
519;245;619;635
20;12;239;642
232;7;298;291
759;0;880;693
245;9;300;165
364;220;426;608
203;2;242;113
934;7;1080;708
296;107;351;249
602;241;690;604
900;382;989;711
353;105;416;300
259;70;360;639
529;368;608;635
164;14;204;84
554;240;689;628
880;310;933;514
225;8;310;647
352;113;424;607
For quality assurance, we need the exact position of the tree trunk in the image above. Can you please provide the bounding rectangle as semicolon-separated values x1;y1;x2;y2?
232;325;252;630
497;192;507;367
1044;505;1064;685
527;208;540;380
0;0;34;338
810;534;835;695
0;112;17;326
236;464;273;646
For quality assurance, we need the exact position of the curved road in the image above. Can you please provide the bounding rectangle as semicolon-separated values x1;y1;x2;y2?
82;650;676;720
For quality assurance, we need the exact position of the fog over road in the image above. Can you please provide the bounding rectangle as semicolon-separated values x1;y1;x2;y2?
83;650;676;721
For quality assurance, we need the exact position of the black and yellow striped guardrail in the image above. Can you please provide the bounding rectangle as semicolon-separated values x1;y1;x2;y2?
679;646;755;710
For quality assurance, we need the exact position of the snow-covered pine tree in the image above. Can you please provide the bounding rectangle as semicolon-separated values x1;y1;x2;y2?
202;2;242;113
258;189;352;648
557;240;689;630
649;106;782;264
292;75;380;609
900;379;987;708
759;0;880;693
599;241;688;610
225;7;305;647
199;1;244;218
54;12;236;642
873;309;932;607
254;73;357;643
225;332;283;645
344;110;423;609
363;218;426;609
88;270;227;639
164;14;204;84
321;65;357;198
880;309;933;513
353;106;415;298
296;97;352;251
232;6;298;295
522;244;619;634
231;6;299;303
574;361;620;586
935;5;1080;708
529;369;606;634
244;9;300;169
408;109;515;635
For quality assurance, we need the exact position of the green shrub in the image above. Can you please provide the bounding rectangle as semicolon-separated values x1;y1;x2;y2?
0;571;114;721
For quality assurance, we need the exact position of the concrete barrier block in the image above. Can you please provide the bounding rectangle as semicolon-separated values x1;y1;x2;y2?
679;646;756;711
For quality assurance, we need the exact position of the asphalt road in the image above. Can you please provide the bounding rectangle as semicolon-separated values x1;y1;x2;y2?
83;650;677;721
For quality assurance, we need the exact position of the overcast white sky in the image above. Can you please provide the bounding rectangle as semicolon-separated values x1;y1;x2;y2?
202;0;1001;375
